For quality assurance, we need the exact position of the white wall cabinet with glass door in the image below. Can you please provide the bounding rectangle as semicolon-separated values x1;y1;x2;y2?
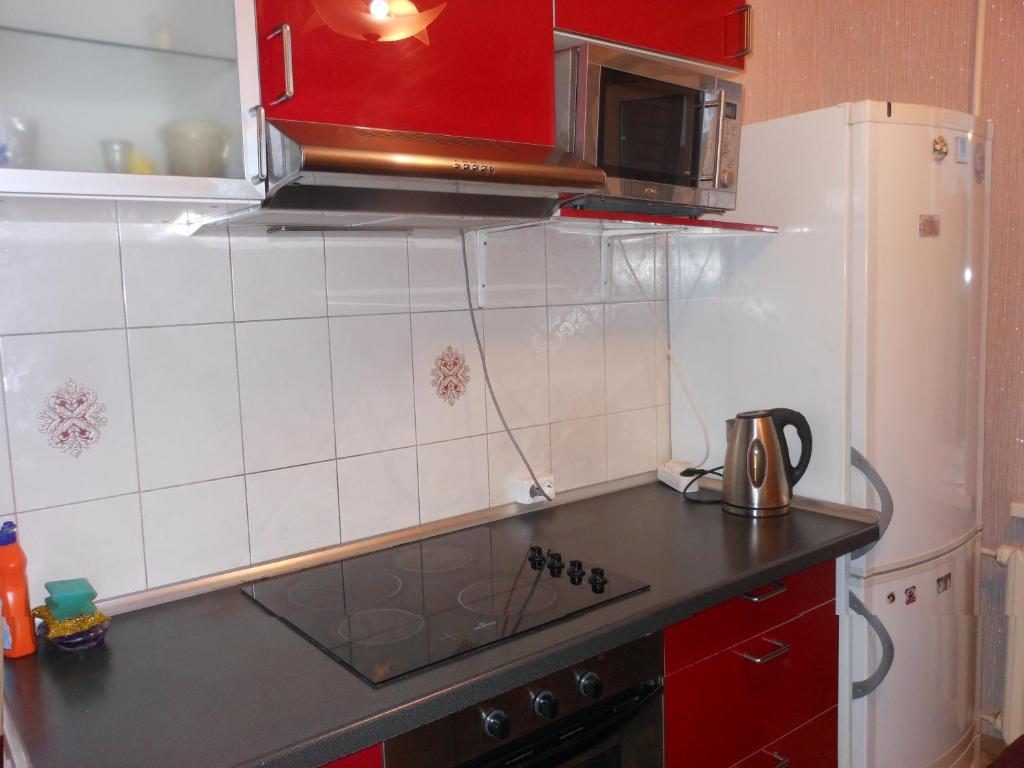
0;0;263;201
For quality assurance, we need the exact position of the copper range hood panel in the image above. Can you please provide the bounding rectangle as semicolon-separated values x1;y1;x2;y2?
212;120;608;232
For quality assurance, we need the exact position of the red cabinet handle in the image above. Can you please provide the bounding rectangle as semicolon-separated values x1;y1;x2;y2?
735;638;790;665
266;23;295;105
731;4;752;59
741;581;787;603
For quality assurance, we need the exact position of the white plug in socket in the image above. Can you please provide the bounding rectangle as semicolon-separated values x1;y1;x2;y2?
1012;499;1024;519
513;475;555;505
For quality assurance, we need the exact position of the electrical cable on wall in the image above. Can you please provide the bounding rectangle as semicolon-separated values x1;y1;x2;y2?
460;231;552;502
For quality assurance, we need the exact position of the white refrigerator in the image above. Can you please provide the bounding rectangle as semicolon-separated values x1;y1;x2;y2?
668;101;989;767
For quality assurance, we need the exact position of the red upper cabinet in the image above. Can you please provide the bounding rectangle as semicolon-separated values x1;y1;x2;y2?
255;0;555;145
555;0;750;69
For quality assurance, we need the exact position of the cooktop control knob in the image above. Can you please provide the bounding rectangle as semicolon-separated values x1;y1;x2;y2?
577;671;604;699
569;559;585;584
528;546;546;570
548;552;564;577
482;709;511;739
588;567;608;594
532;690;559;719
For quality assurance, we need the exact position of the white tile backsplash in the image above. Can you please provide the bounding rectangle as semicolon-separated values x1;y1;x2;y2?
483;308;549;431
246;461;340;563
118;202;234;327
19;494;147;601
236;319;335;472
129;324;243;490
0;202;673;600
339;447;419;541
478;227;546;308
0;389;13;517
548;304;605;421
411;310;487;444
417;436;489;523
1;329;138;511
326;233;410;316
229;229;327;321
331;314;416;457
0;198;124;335
408;234;478;311
605;303;659;413
545;225;603;306
551;416;607;491
606;408;657;480
141;476;249;587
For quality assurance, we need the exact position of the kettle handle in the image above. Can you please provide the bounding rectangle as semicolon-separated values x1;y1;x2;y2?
769;408;812;490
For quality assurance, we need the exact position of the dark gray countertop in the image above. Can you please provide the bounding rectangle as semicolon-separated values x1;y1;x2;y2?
4;483;877;768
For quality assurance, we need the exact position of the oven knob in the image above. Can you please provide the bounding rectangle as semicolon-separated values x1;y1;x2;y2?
482;709;511;739
569;559;585;584
532;690;560;719
577;671;604;699
588;567;608;594
718;169;736;189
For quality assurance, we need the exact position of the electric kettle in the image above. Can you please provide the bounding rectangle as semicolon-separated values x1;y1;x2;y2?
721;408;812;517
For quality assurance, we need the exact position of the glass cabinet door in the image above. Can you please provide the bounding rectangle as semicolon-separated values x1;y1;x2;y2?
0;0;262;199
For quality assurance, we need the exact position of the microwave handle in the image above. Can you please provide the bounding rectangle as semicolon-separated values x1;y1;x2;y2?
709;89;727;189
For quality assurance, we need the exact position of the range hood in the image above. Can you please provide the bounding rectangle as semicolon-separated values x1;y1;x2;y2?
220;120;607;231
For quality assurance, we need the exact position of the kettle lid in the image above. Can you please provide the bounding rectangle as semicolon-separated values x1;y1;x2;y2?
736;409;772;419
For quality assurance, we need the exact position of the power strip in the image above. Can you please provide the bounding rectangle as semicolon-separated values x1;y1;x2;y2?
657;460;700;493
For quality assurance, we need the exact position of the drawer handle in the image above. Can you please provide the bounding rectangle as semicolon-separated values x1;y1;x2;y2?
768;752;790;768
741;582;787;603
736;638;790;665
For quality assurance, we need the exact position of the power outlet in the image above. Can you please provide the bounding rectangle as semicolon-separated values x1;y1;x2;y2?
513;475;555;505
1011;499;1024;519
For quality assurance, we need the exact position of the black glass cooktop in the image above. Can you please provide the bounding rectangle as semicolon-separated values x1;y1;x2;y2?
242;526;649;686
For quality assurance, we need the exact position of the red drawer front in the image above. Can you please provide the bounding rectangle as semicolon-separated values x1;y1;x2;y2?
256;0;555;146
733;707;838;768
665;560;835;674
664;601;838;768
321;744;382;768
555;0;748;69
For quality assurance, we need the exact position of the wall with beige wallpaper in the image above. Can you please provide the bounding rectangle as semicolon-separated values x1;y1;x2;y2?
731;0;1024;735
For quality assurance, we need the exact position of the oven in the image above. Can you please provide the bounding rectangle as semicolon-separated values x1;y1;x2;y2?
555;42;742;217
384;633;664;768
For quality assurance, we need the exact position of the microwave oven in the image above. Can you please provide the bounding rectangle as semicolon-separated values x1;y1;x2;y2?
555;43;742;216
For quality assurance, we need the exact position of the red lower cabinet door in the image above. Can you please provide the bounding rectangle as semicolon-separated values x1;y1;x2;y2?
733;707;838;768
256;0;555;145
321;744;382;768
555;0;749;69
664;601;838;768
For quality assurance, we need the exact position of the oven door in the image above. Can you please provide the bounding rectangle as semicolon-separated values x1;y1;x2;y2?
572;44;741;212
460;680;663;768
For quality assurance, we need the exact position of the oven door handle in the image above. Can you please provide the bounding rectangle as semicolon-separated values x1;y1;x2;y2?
463;679;663;768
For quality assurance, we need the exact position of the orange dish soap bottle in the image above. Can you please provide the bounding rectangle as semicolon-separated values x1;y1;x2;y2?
0;522;36;658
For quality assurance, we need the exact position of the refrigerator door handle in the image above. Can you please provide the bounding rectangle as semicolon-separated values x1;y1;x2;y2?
849;590;895;699
849;447;893;560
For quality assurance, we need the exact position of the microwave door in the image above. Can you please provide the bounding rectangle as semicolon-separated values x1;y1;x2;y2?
597;69;704;191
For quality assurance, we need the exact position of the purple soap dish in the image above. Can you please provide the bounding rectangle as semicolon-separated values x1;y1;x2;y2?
37;618;111;652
